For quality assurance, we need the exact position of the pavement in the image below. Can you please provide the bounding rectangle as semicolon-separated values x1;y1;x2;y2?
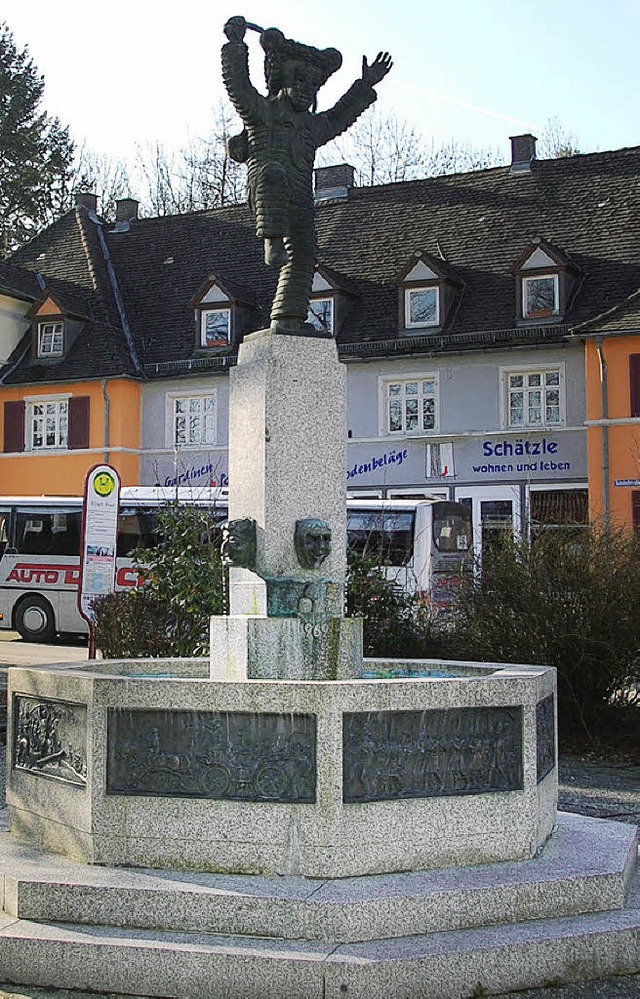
0;636;637;999
0;631;89;669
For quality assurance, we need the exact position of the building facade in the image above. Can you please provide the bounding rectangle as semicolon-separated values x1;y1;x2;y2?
2;137;640;545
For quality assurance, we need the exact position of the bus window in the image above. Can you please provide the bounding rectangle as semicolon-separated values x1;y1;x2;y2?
0;510;8;559
15;510;82;556
117;508;160;557
347;510;415;566
432;502;472;553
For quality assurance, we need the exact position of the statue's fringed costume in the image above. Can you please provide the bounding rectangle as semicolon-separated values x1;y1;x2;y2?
222;23;386;333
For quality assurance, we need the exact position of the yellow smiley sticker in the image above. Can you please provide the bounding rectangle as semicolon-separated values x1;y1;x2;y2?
93;471;116;497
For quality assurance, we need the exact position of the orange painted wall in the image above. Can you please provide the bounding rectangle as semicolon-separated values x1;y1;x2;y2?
585;336;640;528
0;379;141;496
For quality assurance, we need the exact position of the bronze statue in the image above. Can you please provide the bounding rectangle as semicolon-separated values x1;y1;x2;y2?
221;518;257;569
294;519;332;569
222;16;392;333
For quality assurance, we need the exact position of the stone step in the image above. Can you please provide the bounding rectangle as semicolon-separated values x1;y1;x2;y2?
1;813;637;943
0;883;638;999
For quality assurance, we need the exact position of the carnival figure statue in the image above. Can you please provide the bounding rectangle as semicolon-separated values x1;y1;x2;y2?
222;16;392;333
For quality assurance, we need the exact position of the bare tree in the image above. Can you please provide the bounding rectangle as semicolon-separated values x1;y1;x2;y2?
321;106;504;186
135;140;182;216
537;117;581;159
135;100;246;216
72;146;131;220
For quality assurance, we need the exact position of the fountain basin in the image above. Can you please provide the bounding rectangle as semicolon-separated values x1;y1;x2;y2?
6;659;556;878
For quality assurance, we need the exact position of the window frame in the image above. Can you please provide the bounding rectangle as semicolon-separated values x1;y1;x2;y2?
404;285;440;330
307;296;334;335
167;391;217;449
25;394;70;451
379;372;439;437
37;320;64;358
500;363;565;430
521;273;560;320
199;307;231;347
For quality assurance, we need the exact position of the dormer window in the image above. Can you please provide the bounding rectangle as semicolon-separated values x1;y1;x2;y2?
513;238;580;324
191;274;256;349
307;297;334;334
397;252;462;333
200;308;231;347
405;286;439;328
37;321;64;357
522;274;559;319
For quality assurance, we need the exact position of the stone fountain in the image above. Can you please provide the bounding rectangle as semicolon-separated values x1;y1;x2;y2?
0;17;637;999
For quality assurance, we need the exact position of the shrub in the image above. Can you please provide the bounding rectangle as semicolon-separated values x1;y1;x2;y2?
346;548;443;658
445;526;640;741
91;588;178;659
94;502;224;658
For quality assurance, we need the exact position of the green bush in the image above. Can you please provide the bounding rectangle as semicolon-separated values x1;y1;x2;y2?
93;503;224;658
346;548;443;658
91;588;178;659
444;526;640;741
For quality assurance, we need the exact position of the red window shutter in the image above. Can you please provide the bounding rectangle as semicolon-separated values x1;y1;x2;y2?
3;400;25;453
68;396;90;449
630;355;640;417
633;492;640;532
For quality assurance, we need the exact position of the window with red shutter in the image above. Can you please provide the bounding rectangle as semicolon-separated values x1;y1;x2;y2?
68;396;90;450
629;354;640;418
633;492;640;533
3;400;25;453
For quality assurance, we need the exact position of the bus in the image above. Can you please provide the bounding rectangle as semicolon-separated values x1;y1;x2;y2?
0;489;472;642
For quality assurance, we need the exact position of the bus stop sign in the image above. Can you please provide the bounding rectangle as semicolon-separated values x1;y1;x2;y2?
78;464;121;630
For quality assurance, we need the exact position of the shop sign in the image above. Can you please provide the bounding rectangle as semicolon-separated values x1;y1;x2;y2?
471;437;572;477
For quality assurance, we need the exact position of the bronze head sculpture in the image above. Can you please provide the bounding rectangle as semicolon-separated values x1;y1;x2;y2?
221;518;257;570
294;518;332;569
222;16;391;333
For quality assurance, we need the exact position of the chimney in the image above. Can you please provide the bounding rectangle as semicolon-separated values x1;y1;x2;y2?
115;198;139;224
75;192;98;212
509;134;537;174
314;163;355;201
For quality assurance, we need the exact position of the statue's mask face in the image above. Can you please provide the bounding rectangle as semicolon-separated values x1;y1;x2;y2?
281;59;323;111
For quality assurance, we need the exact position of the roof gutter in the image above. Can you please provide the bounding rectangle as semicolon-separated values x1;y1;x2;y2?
94;218;143;377
101;378;110;465
596;337;610;531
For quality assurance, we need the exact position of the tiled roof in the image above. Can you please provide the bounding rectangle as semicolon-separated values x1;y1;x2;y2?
5;143;640;384
0;261;42;302
4;206;140;383
570;289;640;335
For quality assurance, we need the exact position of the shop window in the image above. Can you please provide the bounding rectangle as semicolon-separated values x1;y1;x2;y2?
529;489;588;540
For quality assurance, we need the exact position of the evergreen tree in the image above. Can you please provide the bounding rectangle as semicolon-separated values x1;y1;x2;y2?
0;22;75;257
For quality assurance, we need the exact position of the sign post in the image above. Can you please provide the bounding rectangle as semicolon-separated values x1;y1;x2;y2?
78;464;121;658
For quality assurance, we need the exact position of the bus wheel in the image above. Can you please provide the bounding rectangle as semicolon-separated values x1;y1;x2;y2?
15;595;56;643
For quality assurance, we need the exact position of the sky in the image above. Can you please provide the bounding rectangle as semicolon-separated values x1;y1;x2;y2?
3;0;640;185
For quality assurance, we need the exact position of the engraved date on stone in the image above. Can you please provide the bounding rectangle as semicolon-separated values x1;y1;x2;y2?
13;695;87;787
107;709;316;803
343;706;523;803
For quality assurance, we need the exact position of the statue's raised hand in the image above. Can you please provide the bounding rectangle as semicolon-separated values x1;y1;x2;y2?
224;16;247;42
361;52;393;87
